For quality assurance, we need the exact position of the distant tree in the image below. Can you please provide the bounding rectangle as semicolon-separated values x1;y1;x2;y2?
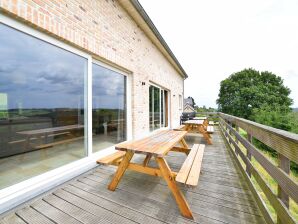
251;105;293;131
196;106;217;113
217;68;293;119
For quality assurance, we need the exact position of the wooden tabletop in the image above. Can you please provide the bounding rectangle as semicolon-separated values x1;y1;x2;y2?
115;130;187;157
17;124;84;135
184;120;204;125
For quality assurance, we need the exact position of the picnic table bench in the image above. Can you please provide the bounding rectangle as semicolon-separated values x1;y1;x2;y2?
97;130;205;219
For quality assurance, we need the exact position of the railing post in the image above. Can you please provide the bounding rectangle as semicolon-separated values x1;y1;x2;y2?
246;133;252;177
228;122;233;144
277;154;290;224
224;120;228;137
235;125;239;155
277;153;290;211
235;126;239;143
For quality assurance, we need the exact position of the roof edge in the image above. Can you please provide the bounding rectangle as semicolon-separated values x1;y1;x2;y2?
120;0;188;79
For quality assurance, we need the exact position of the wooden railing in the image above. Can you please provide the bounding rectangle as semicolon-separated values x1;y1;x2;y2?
218;113;298;224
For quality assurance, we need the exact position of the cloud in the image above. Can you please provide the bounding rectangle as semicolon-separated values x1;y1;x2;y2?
139;0;298;107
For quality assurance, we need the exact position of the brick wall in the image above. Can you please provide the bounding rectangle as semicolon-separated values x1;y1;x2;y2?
0;0;184;138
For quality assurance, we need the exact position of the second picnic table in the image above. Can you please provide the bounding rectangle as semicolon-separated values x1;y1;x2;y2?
97;129;206;219
184;119;213;144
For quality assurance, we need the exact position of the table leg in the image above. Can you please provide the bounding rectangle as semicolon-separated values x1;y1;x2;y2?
108;150;134;191
155;157;194;219
204;120;208;128
185;124;190;132
198;125;212;145
179;138;189;155
180;138;188;148
143;154;152;167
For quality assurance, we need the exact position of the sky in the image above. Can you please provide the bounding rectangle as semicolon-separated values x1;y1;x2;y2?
139;0;298;108
0;24;125;110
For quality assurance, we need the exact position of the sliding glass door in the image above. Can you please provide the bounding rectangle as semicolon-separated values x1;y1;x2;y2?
149;85;168;131
0;24;87;190
92;63;127;152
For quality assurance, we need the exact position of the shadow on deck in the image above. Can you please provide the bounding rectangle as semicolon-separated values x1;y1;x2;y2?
0;128;265;224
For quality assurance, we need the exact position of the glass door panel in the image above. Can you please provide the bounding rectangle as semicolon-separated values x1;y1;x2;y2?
0;24;87;190
92;63;127;152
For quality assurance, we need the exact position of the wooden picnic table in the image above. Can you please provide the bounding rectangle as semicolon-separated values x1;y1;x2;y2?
17;124;84;150
103;130;205;219
184;120;212;144
192;116;208;126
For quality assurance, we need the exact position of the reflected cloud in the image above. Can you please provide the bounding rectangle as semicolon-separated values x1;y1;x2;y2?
0;24;86;109
93;64;126;109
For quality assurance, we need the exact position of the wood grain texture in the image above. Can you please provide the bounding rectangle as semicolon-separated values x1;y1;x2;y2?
219;123;275;224
220;123;296;224
219;113;298;164
0;214;26;224
115;130;187;157
96;151;126;165
16;207;55;224
173;125;186;131
186;144;205;186
155;157;194;219
1;128;266;224
175;144;199;184
108;150;134;191
31;200;82;224
143;154;152;166
221;118;298;205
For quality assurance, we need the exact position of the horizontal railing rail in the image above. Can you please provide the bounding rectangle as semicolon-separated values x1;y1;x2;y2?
218;112;298;224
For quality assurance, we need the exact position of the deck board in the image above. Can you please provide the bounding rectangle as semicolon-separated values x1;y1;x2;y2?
0;128;266;224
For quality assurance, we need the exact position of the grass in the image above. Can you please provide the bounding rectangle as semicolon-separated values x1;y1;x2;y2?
232;128;298;222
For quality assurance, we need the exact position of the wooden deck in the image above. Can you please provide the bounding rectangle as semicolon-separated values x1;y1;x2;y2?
0;128;266;224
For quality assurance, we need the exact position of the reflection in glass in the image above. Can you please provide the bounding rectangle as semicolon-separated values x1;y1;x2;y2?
154;87;160;129
149;85;167;131
92;63;126;152
0;24;87;190
161;90;164;127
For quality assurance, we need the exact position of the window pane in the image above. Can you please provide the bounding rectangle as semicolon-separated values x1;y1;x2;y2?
0;24;87;189
153;87;160;129
92;63;126;152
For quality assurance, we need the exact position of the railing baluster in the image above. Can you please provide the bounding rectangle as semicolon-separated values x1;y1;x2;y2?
228;121;232;144
235;125;239;155
219;113;298;224
277;153;290;224
277;153;290;208
246;133;252;177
